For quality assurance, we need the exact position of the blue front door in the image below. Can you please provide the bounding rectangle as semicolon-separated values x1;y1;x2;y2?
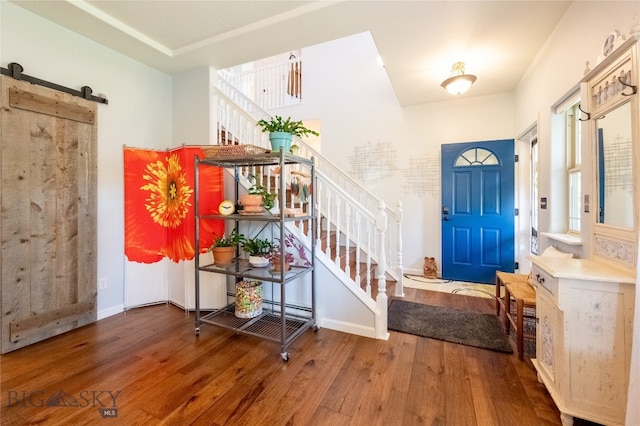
441;140;515;283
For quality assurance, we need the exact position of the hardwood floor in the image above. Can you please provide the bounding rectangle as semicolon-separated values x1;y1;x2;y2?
1;289;597;426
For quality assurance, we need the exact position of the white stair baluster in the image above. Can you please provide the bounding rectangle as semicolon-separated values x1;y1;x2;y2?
395;201;404;297
325;190;331;258
354;212;361;289
334;197;341;266
365;220;372;297
315;182;322;251
344;205;351;278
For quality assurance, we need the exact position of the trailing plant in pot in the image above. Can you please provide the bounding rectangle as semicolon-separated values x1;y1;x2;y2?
256;115;319;152
209;228;245;266
268;249;294;272
267;232;312;272
242;237;273;267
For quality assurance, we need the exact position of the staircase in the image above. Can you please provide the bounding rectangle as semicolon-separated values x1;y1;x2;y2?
214;73;404;340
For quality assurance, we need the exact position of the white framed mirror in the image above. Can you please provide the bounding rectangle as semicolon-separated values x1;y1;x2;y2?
582;34;638;269
595;100;633;229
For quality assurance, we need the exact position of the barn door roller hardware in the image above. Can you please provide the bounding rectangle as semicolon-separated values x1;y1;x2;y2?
0;62;108;105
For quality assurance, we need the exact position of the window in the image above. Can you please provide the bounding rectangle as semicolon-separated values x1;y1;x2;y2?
551;88;581;236
454;148;499;166
565;102;581;233
530;133;539;254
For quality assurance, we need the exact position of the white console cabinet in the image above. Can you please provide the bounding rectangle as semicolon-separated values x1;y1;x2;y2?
530;256;635;426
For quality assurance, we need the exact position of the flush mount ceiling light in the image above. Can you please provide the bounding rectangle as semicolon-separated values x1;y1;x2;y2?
441;62;477;95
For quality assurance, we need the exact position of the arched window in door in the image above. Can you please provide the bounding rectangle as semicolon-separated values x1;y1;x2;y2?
454;148;499;166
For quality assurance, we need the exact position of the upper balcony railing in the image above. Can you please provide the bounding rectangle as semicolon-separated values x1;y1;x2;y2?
219;56;304;111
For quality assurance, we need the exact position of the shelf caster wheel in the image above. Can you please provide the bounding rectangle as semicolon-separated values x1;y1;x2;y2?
312;325;319;332
195;327;200;336
281;352;290;362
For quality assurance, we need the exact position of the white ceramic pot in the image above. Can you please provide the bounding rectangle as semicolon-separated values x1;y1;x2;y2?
249;255;269;267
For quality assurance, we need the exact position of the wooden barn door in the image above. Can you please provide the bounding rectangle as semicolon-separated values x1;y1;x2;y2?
0;76;97;353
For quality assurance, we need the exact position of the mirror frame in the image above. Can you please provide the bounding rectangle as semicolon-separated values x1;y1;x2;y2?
581;35;639;270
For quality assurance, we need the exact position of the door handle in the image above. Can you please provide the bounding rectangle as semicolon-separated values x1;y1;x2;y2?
442;206;449;221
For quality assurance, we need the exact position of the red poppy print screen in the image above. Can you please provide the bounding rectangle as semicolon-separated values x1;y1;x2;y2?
124;146;224;263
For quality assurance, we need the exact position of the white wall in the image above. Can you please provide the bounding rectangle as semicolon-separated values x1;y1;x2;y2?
1;1;173;318
271;31;515;274
173;67;215;147
515;1;639;258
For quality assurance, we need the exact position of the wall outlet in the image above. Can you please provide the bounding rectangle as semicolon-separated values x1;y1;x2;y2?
99;278;107;290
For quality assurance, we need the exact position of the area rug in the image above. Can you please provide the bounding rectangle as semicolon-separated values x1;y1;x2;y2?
388;299;512;353
402;275;496;299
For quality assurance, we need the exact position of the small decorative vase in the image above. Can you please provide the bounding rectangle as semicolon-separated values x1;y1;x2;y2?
269;132;293;152
235;280;263;318
212;246;235;266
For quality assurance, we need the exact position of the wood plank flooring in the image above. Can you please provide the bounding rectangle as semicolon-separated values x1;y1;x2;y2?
1;288;599;425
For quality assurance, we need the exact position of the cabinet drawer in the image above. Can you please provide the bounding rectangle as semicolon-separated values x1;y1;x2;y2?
532;266;556;297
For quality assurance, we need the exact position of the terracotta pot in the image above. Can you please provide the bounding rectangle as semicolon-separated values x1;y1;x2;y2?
212;246;235;266
239;194;263;213
271;256;291;272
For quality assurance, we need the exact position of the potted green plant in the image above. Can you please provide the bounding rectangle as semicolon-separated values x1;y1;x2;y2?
242;237;274;267
209;228;245;266
248;180;276;211
256;115;319;152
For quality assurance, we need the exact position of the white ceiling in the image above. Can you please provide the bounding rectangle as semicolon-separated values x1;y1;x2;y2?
11;0;572;106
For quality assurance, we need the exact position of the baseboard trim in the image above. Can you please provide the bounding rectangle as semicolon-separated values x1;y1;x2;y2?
97;303;125;320
319;317;377;339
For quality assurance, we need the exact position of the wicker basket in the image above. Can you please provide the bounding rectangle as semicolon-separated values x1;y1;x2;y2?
203;144;267;159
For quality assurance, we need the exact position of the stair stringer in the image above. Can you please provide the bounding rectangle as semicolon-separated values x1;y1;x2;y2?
312;243;384;339
283;224;388;340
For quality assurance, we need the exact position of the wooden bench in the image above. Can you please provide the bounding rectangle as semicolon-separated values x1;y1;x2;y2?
495;271;529;315
495;271;536;360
